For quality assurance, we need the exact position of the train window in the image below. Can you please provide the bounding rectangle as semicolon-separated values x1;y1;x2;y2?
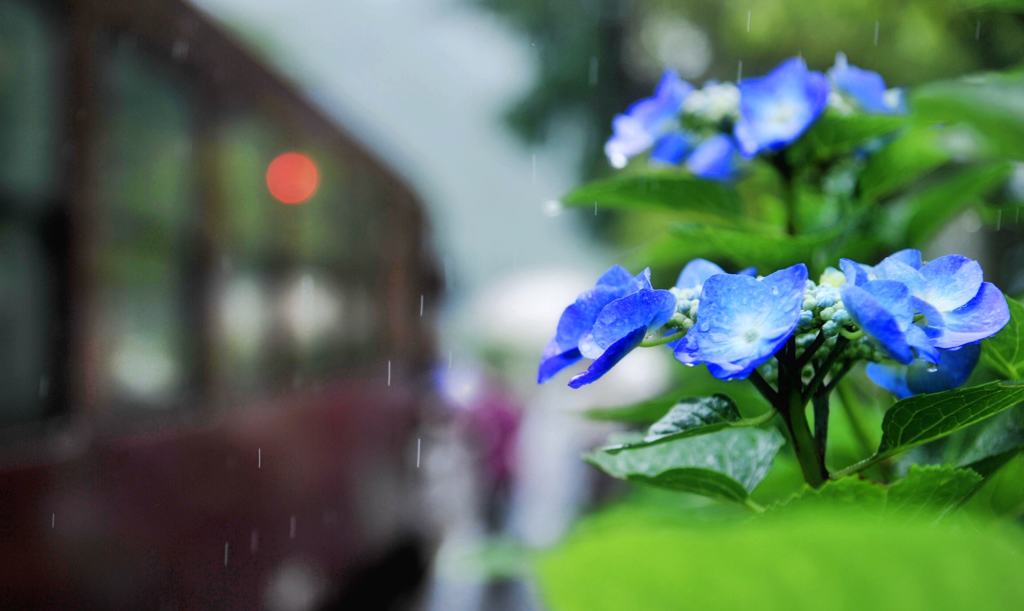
0;1;60;426
0;230;52;425
94;39;195;411
0;0;59;204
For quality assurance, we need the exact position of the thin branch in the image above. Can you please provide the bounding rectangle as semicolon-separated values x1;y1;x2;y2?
802;336;849;403
795;331;826;371
749;370;779;406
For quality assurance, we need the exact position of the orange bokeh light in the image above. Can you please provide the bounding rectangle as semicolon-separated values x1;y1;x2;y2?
266;152;319;205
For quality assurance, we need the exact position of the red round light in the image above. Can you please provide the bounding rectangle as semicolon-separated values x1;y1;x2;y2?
266;152;319;205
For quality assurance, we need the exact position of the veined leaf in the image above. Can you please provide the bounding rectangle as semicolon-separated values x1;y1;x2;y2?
982;297;1024;380
562;171;739;218
586;428;784;504
636;224;842;270
858;126;950;202
955;406;1024;471
787;112;905;164
911;70;1024;159
779;466;981;518
893;162;1012;247
604;395;744;453
886;465;982;517
876;381;1024;457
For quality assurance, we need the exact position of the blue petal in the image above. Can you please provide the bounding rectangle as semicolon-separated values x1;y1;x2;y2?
840;258;871;286
605;70;692;167
841;282;914;363
537;345;582;384
685;134;739;181
689;264;807;380
589;289;677;353
568;327;647;388
538;266;646;383
917;255;984;312
906;344;980;395
828;53;894;114
734;57;830;156
867;344;981;398
865;363;914;399
930;282;1010;349
675;259;726;291
671;331;700;365
650;132;692;165
883;249;922;270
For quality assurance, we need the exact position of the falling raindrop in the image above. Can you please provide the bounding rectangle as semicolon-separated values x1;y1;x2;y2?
51;513;55;529
250;529;260;553
38;376;49;399
258;447;262;470
746;10;751;33
289;515;297;539
873;21;880;46
224;542;230;567
737;60;743;83
593;201;598;216
416;437;422;468
975;19;981;40
448;350;453;370
387;360;392;387
996;209;1003;230
419;294;425;317
589;56;599;85
542;199;563;218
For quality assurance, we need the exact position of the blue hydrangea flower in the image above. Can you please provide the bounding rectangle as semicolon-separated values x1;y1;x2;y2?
828;53;904;114
605;70;693;168
866;344;980;398
734;58;829;157
675;258;728;292
537;266;676;387
685;134;741;181
649;132;694;166
841;251;1009;356
674;264;808;380
840;279;937;364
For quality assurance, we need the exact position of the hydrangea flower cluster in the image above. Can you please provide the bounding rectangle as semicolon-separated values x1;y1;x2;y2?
605;54;904;180
538;251;1009;398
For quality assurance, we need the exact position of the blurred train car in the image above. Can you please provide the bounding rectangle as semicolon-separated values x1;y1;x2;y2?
0;0;439;608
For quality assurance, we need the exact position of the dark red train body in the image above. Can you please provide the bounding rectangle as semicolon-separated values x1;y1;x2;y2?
0;1;439;608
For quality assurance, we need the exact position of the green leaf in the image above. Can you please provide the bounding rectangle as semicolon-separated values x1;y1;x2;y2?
562;170;740;219
585;428;784;503
787;112;905;164
891;162;1012;247
858;126;950;202
636;224;842;270
886;465;982;517
603;395;743;453
911;70;1024;159
780;466;981;518
955;405;1024;470
876;381;1024;458
583;393;679;424
963;452;1024;519
982;296;1024;380
539;501;1024;611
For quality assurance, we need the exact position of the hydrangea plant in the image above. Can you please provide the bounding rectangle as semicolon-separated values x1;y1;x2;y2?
542;54;1024;507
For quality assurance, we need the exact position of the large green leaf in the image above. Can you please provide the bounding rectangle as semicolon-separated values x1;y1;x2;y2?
603;395;745;453
858;126;950;202
911;71;1024;159
982;296;1024;380
779;465;981;518
876;381;1024;457
890;162;1012;247
562;171;740;218
636;223;842;270
586;428;784;503
539;502;1024;611
886;465;983;517
955;406;1024;470
787;112;905;164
